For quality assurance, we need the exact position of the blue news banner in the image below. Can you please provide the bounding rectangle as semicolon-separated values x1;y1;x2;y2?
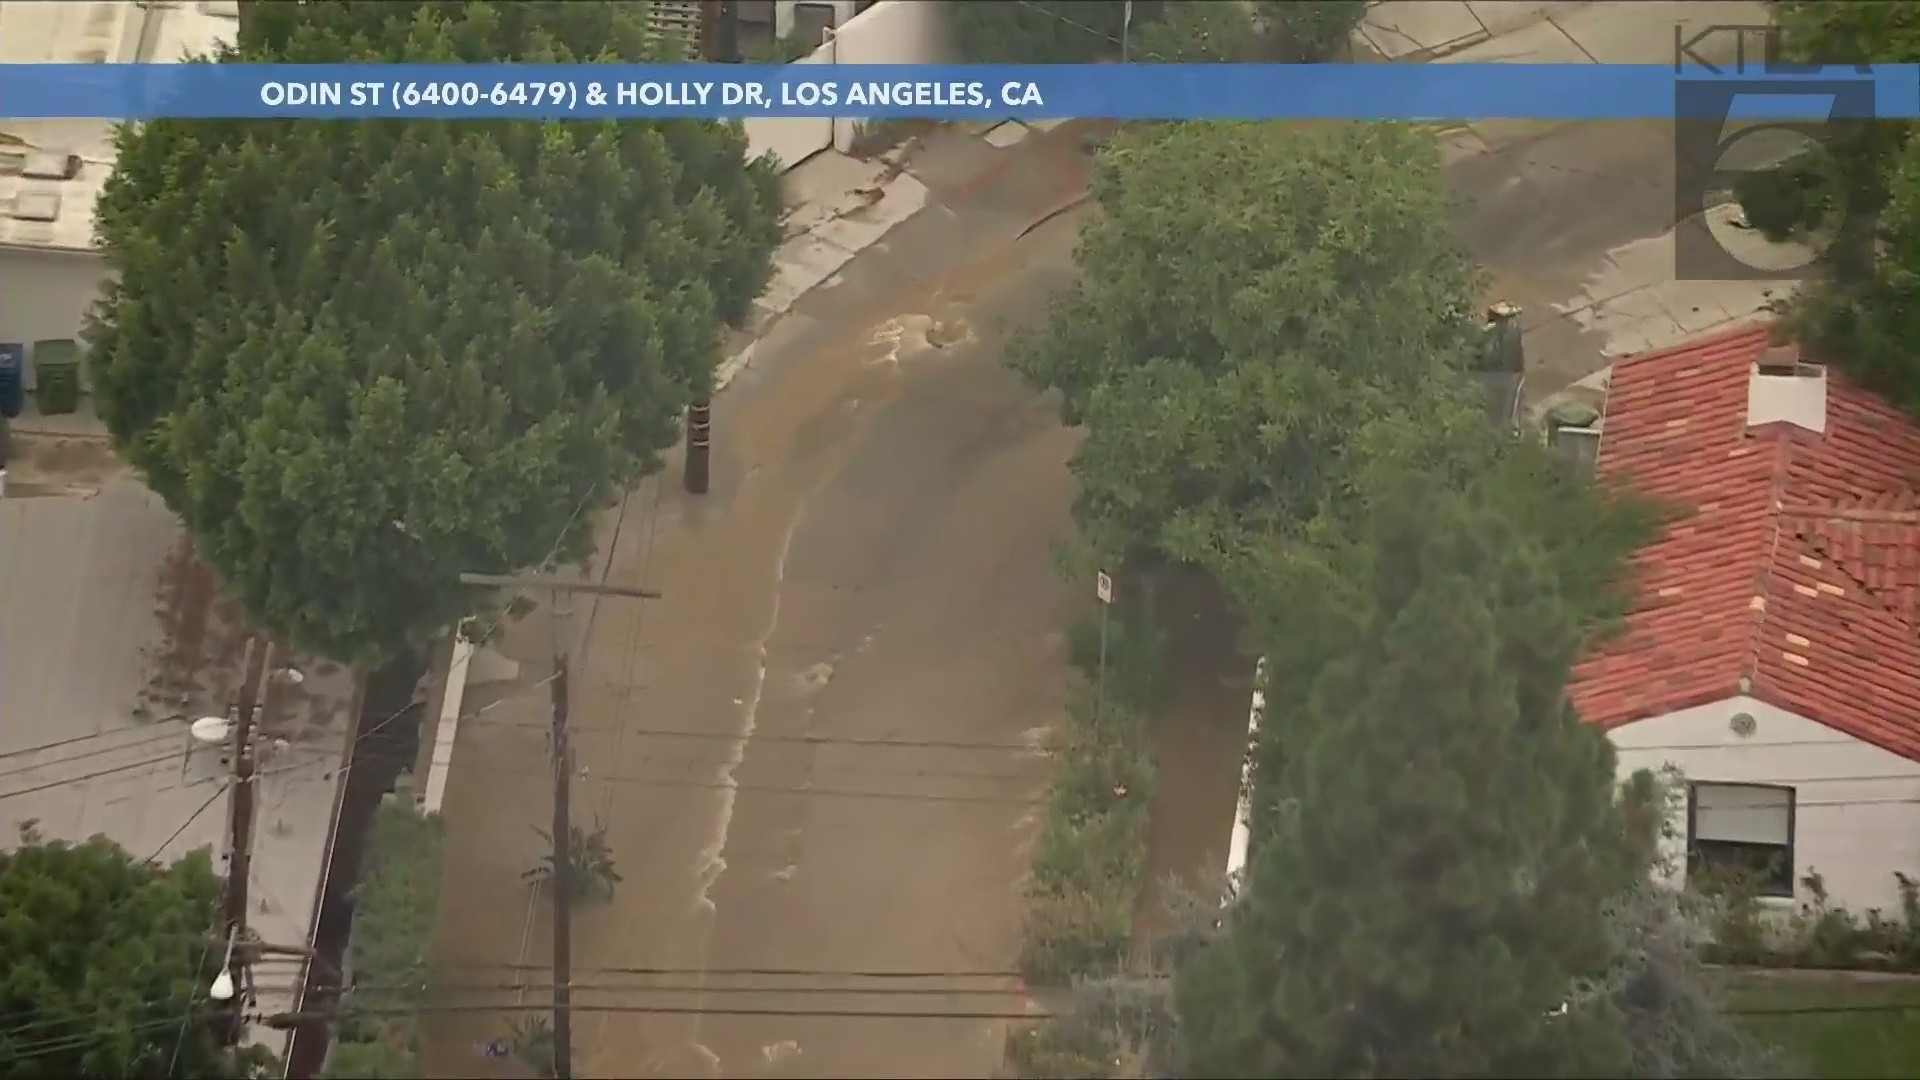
0;63;1917;121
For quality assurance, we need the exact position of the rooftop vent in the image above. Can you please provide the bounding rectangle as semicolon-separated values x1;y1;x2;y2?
10;192;61;222
1544;400;1602;476
1552;427;1602;476
1748;345;1827;434
21;151;80;180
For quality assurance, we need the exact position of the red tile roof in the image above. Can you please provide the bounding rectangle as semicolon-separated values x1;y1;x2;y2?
1567;323;1920;762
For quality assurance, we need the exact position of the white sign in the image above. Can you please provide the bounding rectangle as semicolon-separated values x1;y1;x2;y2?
1096;571;1113;605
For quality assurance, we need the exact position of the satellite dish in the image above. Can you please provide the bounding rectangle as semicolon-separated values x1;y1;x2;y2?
190;715;234;745
209;969;235;1002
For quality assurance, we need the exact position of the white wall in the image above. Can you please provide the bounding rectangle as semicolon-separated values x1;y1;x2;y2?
743;0;951;170
0;246;107;357
1611;695;1920;915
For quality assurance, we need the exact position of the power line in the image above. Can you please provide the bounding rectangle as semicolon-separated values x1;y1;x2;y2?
0;1014;202;1066
449;767;1045;806
286;999;1053;1021
0;999;1052;1062
0;725;187;773
257;980;1030;998
0;491;611;810
0;750;188;803
1007;0;1236;65
473;716;1044;754
475;747;1040;786
439;962;1023;978
144;782;230;864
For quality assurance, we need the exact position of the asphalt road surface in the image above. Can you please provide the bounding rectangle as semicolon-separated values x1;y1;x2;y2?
425;148;1092;1079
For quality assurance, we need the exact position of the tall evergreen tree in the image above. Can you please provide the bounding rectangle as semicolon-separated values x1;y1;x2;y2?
87;0;783;662
1173;485;1642;1078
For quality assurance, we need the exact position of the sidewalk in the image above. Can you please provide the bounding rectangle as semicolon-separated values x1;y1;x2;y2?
717;120;1095;393
1358;0;1768;64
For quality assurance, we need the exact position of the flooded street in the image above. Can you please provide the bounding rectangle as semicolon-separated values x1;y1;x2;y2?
425;156;1093;1077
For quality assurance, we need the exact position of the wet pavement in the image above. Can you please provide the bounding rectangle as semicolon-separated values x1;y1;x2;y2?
424;127;1096;1079
415;96;1818;1077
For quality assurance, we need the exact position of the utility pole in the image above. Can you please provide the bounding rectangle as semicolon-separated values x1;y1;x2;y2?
547;651;574;1080
219;635;269;1044
684;400;713;496
456;572;661;1080
686;0;738;498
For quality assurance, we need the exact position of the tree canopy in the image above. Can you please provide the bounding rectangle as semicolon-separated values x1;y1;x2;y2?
1003;113;1710;1079
87;0;783;663
1008;122;1493;569
1255;0;1368;61
948;1;1142;63
1173;485;1644;1078
1743;1;1920;412
0;833;236;1079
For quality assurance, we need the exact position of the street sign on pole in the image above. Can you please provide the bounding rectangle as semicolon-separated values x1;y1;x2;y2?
1096;570;1114;605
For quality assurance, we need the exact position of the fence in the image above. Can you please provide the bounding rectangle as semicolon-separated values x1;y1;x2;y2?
743;0;951;171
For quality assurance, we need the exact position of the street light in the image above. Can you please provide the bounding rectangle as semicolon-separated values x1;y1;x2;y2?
209;927;238;1003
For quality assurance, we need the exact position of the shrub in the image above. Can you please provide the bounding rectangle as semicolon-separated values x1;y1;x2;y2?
1021;684;1153;983
323;795;444;1078
1256;0;1367;61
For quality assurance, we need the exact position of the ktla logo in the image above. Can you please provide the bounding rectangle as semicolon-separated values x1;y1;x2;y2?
1672;24;1876;282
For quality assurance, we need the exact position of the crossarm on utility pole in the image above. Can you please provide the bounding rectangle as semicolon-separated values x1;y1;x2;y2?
456;572;662;599
454;568;658;1080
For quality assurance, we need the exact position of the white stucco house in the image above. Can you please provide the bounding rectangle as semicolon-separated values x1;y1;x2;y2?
0;1;240;351
1568;322;1920;917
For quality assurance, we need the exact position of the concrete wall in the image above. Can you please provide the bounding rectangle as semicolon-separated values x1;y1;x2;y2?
744;0;950;170
0;246;106;364
1611;695;1920;914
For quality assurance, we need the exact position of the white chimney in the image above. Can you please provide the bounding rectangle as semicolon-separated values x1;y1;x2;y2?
1747;345;1827;434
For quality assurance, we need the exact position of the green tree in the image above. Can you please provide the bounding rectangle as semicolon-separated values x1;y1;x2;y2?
1008;122;1491;568
1743;2;1920;411
949;1;1144;63
0;833;237;1079
1173;485;1643;1078
1133;1;1262;63
1256;0;1367;60
87;0;783;663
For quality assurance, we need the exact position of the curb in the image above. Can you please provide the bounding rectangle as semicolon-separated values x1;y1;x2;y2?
1014;188;1093;242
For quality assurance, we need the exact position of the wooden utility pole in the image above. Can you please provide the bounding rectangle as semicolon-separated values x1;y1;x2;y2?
220;636;269;1043
456;573;661;1080
547;652;574;1079
685;0;738;498
684;400;713;495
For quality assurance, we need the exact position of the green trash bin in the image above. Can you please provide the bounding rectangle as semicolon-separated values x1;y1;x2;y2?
32;338;82;415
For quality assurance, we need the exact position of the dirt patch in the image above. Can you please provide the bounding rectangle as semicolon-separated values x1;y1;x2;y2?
1132;569;1253;945
143;538;249;716
3;431;126;497
284;652;429;1079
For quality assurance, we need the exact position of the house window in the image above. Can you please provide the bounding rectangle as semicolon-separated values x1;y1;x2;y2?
1687;782;1795;897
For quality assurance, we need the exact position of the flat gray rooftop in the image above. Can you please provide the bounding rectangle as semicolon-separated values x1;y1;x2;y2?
0;477;356;1042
